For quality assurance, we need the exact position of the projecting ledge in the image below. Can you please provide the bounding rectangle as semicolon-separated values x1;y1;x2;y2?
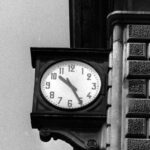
107;11;150;35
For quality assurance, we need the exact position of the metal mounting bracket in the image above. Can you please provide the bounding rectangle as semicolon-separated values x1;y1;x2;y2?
39;123;106;150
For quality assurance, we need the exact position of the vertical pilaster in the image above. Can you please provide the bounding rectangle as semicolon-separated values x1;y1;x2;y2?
107;25;123;150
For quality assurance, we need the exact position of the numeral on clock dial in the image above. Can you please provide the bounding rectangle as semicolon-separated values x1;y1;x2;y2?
51;73;57;80
68;64;75;72
92;83;96;90
45;82;50;89
68;100;73;108
59;68;64;74
58;97;62;104
87;73;91;80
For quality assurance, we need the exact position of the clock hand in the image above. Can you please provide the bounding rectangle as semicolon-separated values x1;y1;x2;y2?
66;78;77;91
59;75;68;85
59;76;83;105
72;90;83;105
66;78;83;105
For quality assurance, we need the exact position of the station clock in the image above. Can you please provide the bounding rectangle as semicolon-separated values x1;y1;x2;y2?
30;47;109;130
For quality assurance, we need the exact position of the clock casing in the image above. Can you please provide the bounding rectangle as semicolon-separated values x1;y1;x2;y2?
31;47;110;129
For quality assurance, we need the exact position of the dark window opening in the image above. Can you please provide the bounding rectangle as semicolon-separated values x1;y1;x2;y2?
69;0;110;49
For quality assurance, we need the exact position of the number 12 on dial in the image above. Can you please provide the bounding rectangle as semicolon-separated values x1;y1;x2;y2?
40;60;101;109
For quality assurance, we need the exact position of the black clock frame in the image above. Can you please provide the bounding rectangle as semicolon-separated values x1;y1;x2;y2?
31;47;110;130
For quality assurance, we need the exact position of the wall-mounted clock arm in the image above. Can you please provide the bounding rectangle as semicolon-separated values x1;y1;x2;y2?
39;123;106;150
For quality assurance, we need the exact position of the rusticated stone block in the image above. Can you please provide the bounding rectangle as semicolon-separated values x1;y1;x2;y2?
127;24;150;40
126;139;150;150
127;60;150;78
127;99;150;117
128;79;146;97
127;43;147;60
126;118;146;137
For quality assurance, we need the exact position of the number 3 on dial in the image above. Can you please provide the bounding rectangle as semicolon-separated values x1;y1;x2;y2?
40;60;101;109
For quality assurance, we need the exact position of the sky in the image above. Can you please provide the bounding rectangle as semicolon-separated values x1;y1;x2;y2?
0;0;72;150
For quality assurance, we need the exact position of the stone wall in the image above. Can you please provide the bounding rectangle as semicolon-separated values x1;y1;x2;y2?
107;24;150;150
125;25;150;150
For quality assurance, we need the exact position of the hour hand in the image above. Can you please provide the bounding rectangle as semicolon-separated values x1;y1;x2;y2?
65;78;83;105
59;75;68;85
59;76;77;91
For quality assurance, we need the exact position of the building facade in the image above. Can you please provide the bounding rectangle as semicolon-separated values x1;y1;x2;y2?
1;0;150;150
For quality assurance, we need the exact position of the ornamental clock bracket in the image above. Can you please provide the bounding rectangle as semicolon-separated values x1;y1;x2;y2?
30;47;110;150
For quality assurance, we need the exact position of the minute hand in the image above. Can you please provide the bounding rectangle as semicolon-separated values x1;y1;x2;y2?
66;78;83;105
59;76;83;105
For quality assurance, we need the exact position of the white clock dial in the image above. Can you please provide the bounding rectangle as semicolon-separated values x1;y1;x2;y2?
40;60;101;109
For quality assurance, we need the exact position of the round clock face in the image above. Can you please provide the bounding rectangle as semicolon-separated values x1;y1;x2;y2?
40;60;101;109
